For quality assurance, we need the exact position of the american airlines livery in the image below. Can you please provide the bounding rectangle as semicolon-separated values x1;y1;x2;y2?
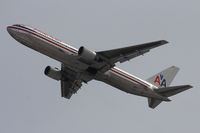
7;24;192;108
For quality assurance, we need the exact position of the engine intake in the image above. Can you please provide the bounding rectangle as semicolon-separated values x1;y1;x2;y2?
44;66;62;80
78;46;97;64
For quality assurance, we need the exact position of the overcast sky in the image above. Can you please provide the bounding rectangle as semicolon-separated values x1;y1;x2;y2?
1;0;199;133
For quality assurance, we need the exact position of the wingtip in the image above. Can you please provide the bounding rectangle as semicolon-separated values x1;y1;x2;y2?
160;40;169;44
183;85;193;89
181;85;193;91
187;85;193;89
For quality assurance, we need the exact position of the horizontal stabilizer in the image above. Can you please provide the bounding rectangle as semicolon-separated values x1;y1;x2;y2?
154;85;192;97
148;85;192;109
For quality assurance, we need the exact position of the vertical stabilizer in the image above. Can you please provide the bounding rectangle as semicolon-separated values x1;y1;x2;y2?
147;66;180;88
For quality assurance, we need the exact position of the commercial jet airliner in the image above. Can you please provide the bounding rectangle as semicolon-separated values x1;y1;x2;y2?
7;24;192;108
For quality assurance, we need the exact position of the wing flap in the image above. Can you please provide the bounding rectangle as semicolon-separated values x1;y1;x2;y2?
118;49;149;63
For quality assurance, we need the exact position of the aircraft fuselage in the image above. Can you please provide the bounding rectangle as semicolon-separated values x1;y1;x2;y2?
7;24;171;101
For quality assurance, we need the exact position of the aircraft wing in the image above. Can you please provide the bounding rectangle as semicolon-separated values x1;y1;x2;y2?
97;40;168;64
60;64;83;99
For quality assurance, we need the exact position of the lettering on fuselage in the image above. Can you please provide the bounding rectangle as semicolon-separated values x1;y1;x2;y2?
154;74;166;87
34;28;62;43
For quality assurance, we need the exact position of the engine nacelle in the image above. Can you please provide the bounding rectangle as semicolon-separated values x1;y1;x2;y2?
44;66;62;80
78;46;97;64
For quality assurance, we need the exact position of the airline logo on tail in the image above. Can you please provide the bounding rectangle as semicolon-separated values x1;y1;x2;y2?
154;74;166;87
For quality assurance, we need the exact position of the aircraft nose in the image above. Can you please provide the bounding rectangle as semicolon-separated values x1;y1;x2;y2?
7;26;19;38
7;26;14;35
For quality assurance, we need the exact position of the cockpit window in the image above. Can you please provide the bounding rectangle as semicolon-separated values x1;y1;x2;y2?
13;24;20;26
13;24;35;32
13;24;25;28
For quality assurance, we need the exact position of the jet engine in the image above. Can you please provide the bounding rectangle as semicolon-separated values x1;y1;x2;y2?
78;46;97;64
44;66;62;80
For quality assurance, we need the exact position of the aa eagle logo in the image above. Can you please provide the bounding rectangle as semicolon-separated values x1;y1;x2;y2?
154;74;167;87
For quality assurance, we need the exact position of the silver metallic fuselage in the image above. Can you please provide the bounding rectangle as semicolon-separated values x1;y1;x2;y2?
7;25;168;101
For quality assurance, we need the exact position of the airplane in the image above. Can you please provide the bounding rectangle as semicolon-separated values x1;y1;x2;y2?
7;24;192;109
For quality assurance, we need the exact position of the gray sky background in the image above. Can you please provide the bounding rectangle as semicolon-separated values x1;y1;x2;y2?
0;0;199;133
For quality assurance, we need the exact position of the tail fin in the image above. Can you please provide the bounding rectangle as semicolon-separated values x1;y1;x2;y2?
147;66;180;88
146;66;189;109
